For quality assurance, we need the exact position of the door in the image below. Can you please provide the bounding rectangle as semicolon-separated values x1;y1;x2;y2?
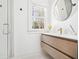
0;0;8;59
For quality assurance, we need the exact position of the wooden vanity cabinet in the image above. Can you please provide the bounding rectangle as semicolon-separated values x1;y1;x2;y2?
41;34;78;59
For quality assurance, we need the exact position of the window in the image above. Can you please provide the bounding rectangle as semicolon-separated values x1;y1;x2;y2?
27;2;47;32
32;5;46;29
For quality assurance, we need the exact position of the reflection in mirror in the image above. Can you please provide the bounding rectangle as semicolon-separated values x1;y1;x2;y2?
53;0;73;21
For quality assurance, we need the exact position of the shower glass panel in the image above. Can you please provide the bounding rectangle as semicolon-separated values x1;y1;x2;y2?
0;0;8;59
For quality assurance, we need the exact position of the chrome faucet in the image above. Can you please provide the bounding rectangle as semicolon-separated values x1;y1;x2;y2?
58;28;62;35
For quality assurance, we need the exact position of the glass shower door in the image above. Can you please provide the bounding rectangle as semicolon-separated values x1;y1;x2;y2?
0;0;8;59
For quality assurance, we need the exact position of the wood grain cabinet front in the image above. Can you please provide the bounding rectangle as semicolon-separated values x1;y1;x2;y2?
41;42;72;59
41;34;78;59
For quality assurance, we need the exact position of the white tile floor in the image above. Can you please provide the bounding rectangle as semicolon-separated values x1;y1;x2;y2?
11;52;52;59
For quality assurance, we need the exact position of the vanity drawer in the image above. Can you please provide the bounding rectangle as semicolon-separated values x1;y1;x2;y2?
41;42;71;59
41;35;77;58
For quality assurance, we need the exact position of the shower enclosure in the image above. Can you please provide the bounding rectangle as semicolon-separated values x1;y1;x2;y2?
0;0;13;59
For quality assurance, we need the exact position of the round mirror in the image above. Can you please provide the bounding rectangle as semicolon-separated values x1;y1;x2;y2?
53;0;72;21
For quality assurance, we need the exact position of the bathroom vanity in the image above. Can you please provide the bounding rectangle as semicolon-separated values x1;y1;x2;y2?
41;33;78;59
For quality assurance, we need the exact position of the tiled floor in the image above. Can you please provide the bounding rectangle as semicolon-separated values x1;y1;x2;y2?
11;52;52;59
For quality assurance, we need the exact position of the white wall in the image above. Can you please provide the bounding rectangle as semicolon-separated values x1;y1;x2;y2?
14;0;49;57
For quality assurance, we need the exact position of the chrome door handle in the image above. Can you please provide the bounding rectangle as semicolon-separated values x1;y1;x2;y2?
3;23;8;35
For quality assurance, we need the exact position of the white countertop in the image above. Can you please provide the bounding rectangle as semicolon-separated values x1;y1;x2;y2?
42;33;78;41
